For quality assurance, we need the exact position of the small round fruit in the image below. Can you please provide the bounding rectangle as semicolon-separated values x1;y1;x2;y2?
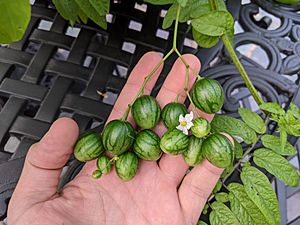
202;133;233;168
191;78;224;114
115;152;139;181
191;117;211;138
183;136;204;166
74;131;104;162
102;120;135;155
133;130;162;160
132;95;161;129
160;129;189;155
97;156;112;174
92;170;102;179
161;102;188;129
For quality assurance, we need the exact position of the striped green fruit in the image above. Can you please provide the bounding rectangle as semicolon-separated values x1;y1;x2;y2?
133;129;162;161
183;136;204;166
191;117;211;138
161;102;188;129
74;131;104;162
160;129;189;155
97;155;112;174
102;120;135;156
92;170;102;179
132;95;161;129
191;78;224;114
115;151;139;181
202;133;233;168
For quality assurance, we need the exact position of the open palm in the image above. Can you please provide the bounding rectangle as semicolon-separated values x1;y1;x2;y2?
8;52;224;225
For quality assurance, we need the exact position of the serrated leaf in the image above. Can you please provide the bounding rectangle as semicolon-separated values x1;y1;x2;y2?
238;108;266;134
144;0;174;5
210;202;240;225
192;28;219;48
228;183;269;225
197;221;208;225
53;0;81;25
289;102;300;119
191;11;234;37
89;0;110;16
0;0;31;44
215;192;229;202
233;139;243;159
75;0;107;29
241;166;280;225
254;148;300;187
261;134;297;156
259;102;285;116
211;115;257;144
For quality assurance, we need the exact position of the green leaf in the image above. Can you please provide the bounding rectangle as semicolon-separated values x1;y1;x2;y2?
241;166;280;225
215;192;229;202
238;108;266;134
197;221;208;225
162;2;191;29
203;204;209;215
78;8;88;24
254;148;300;187
215;0;227;11
211;115;257;144
191;11;234;37
89;0;110;16
53;0;81;25
177;0;188;7
289;102;300;119
213;180;222;194
144;0;174;5
261;134;297;156
233;139;243;159
75;0;107;29
209;202;240;225
259;102;285;116
189;0;211;18
280;129;287;153
192;28;219;48
0;0;31;44
228;183;270;225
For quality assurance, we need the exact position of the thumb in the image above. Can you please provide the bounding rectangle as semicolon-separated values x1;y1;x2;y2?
9;118;79;207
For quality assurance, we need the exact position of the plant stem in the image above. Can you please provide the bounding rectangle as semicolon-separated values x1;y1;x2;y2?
221;35;264;106
173;6;181;49
121;49;174;121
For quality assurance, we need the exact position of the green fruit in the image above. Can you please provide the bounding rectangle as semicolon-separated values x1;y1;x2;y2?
74;131;104;162
274;0;299;4
133;130;162;160
191;78;224;114
115;152;139;181
191;117;211;138
132;95;161;129
183;136;204;166
161;102;188;129
202;133;233;168
97;156;112;174
92;170;102;179
160;129;189;155
102;120;135;155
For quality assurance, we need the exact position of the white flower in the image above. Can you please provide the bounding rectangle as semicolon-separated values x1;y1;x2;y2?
176;111;194;135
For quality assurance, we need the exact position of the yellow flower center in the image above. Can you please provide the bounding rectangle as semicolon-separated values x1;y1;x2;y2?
181;121;187;126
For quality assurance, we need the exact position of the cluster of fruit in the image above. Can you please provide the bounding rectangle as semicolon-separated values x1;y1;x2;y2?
74;78;234;181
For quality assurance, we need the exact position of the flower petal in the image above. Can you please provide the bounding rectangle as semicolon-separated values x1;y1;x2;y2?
185;111;194;122
186;121;194;129
179;114;185;123
176;125;184;131
183;127;188;135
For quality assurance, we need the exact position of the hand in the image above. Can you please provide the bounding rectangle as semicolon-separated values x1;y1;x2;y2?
8;52;227;225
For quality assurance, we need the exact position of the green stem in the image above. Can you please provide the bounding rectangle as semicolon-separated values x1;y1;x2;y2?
121;49;174;121
221;35;264;106
173;6;181;49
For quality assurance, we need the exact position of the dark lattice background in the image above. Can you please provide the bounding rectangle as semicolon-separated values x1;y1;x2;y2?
0;0;299;224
